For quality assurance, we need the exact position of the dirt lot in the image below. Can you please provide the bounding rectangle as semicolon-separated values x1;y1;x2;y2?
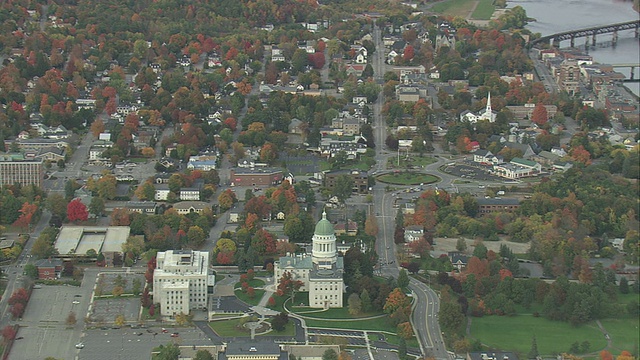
432;236;530;255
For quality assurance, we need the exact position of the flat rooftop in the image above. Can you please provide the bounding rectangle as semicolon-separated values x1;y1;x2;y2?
55;226;130;255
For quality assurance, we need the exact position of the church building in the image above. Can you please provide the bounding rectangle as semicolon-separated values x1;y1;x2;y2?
460;92;497;123
274;211;344;308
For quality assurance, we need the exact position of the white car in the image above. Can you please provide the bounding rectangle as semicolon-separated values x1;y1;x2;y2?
72;300;80;304
75;343;85;349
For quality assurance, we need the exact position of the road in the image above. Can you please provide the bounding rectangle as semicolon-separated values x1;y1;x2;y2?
369;23;449;360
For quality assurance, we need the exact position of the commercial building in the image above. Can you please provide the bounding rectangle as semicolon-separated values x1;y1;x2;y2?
229;167;284;187
274;211;344;309
476;198;521;216
324;169;369;194
53;226;130;266
34;259;63;280
0;153;44;188
153;250;215;318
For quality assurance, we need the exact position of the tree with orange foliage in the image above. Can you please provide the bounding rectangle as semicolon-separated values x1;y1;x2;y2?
600;350;613;360
570;145;592;165
364;214;379;237
616;351;634;360
236;80;252;96
396;321;414;339
141;147;155;157
466;256;490;279
90;118;105;139
245;212;260;231
259;142;277;164
110;208;131;226
13;202;38;230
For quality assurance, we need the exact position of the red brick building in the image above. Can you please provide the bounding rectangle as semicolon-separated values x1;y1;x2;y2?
34;259;63;280
230;168;284;187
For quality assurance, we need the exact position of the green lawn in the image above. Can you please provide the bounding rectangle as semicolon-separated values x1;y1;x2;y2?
209;319;250;337
234;289;265;306
470;315;606;354
388;156;437;169
430;0;476;17
384;334;420;349
292;306;384;320
268;294;288;313
377;173;439;185
234;279;265;288
471;0;495;20
599;318;639;353
264;320;295;337
304;316;393;332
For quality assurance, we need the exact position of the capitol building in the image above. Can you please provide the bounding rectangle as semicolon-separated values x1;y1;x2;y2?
274;211;344;308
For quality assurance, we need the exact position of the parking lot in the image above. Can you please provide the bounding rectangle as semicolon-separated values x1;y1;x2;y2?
78;326;211;360
11;285;88;360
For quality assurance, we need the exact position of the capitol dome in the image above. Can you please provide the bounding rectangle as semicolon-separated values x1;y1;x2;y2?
314;211;334;236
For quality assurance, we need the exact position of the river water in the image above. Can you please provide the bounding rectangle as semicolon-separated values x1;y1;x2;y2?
508;0;640;95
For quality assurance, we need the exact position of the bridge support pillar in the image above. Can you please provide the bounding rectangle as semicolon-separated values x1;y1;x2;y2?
592;32;597;46
636;24;639;38
631;67;635;81
570;36;575;48
612;30;618;47
552;38;560;48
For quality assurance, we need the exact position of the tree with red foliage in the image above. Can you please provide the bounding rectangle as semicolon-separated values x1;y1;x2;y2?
600;350;613;360
277;271;303;302
67;198;88;222
8;288;28;306
531;103;548;126
141;287;151;308
224;117;237;131
2;326;16;342
408;238;431;259
403;45;415;61
466;257;490;279
268;296;276;307
217;250;235;265
499;268;513;280
308;52;325;69
10;303;24;319
148;303;155;317
13;202;38;229
252;229;277;255
247;287;255;298
570;145;592;165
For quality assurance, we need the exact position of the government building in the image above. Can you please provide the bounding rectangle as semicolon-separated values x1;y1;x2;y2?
274;211;344;308
153;250;215;318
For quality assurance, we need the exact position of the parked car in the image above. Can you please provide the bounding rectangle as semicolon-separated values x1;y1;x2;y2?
170;333;179;337
75;343;85;349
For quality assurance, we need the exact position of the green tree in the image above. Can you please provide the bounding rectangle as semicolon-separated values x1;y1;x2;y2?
398;269;409;289
321;349;338;360
619;277;629;294
472;242;488;259
456;238;467;252
348;293;362;315
332;175;354;203
153;343;180;360
193;350;214;360
46;193;68;220
24;264;38;279
439;300;464;333
398;337;407;360
89;196;105;218
187;226;206;247
360;288;372;313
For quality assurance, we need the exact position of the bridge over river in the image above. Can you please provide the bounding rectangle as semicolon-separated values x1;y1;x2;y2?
530;20;640;48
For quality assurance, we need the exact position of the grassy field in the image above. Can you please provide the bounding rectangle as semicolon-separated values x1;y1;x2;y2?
470;315;607;354
471;0;495;19
234;288;265;306
234;279;265;288
430;0;476;17
377;172;439;185
209;319;250;337
599;318;639;353
388;156;437;169
292;306;384;320
304;316;393;332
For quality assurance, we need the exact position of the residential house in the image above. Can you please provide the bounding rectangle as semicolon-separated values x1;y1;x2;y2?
448;252;467;272
180;186;201;201
187;154;217;171
404;225;424;242
36;147;65;162
334;220;358;236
